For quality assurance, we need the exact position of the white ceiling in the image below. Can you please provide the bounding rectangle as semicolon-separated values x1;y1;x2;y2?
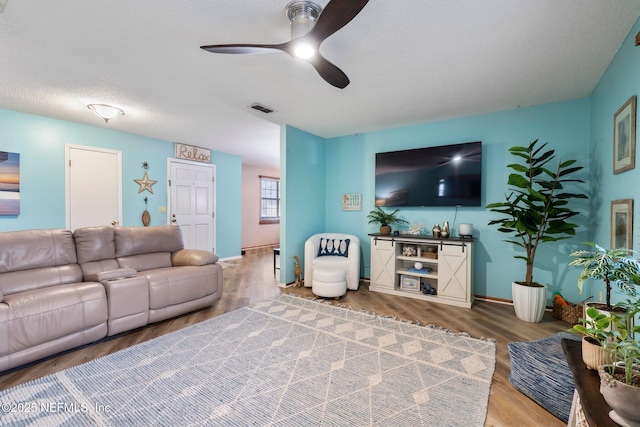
1;1;639;168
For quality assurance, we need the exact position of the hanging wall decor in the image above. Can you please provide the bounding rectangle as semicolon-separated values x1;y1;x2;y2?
611;199;633;249
175;143;211;163
342;193;362;211
0;151;20;215
613;96;636;174
134;171;157;194
142;197;151;226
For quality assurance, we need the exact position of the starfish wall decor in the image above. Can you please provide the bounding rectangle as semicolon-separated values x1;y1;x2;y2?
134;172;157;194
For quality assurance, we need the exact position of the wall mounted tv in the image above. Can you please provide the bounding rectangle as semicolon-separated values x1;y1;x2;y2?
375;141;482;207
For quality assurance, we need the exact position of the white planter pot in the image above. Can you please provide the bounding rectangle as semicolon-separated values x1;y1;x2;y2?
512;281;547;323
599;365;640;426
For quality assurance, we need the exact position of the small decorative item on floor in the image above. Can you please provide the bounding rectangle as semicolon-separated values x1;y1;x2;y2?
551;292;582;324
142;197;151;226
293;255;303;287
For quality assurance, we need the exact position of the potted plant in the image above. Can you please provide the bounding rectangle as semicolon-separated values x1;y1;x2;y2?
568;306;614;370
367;206;408;235
569;242;640;312
486;139;587;322
598;299;640;426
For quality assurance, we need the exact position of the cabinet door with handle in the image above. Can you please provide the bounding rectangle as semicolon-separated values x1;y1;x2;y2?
438;244;471;301
370;238;396;290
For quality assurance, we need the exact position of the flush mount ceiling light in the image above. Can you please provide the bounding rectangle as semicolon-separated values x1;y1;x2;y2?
286;1;322;59
87;104;125;123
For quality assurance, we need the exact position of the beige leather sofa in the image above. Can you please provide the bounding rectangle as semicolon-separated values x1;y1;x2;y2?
0;225;223;372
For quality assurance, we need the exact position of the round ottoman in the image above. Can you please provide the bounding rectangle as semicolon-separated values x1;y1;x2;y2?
312;268;347;298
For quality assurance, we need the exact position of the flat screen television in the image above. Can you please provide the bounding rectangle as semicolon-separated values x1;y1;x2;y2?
375;141;482;207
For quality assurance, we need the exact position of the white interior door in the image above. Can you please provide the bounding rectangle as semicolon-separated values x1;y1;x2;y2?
66;144;122;230
168;159;216;252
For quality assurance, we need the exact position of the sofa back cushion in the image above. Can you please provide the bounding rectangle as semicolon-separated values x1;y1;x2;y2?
0;229;82;296
74;226;116;264
74;226;120;278
114;226;184;257
0;229;77;273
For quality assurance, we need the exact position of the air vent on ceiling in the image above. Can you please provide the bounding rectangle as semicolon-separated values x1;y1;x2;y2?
250;103;275;114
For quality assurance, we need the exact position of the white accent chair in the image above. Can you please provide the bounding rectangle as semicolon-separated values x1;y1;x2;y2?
304;233;360;296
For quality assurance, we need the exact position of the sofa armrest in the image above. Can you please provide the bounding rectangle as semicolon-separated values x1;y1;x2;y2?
172;249;218;266
85;268;137;282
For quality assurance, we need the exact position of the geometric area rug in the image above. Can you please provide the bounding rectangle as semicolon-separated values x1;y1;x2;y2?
0;294;496;426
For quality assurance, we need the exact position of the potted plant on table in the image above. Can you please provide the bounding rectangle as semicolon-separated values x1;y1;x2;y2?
568;306;614;370
486;139;587;322
569;242;640;312
598;298;640;426
367;206;408;235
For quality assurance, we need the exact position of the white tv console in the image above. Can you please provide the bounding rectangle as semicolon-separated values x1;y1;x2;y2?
369;234;474;308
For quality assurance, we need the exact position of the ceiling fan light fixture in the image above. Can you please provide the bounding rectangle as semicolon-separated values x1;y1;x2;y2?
293;41;316;59
286;1;322;39
87;103;125;123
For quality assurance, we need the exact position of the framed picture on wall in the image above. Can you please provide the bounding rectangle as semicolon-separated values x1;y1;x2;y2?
342;193;362;211
613;95;636;174
0;151;20;216
611;199;633;249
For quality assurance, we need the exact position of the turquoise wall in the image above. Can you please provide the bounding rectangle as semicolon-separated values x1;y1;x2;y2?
587;18;640;305
283;17;640;306
280;125;326;284
0;108;242;259
322;98;591;303
211;151;242;259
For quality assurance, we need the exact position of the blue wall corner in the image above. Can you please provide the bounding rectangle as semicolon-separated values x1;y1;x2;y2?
280;125;327;284
211;151;243;259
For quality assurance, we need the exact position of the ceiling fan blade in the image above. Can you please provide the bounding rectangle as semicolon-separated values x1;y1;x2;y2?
200;43;286;54
306;54;350;89
308;0;369;42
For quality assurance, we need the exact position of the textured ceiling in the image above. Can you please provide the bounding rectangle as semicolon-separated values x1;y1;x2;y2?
1;1;639;168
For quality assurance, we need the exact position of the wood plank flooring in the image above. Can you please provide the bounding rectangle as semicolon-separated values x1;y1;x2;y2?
0;247;571;426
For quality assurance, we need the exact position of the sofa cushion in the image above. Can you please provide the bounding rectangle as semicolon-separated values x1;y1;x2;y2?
0;282;107;355
118;253;173;272
172;249;219;266
0;265;84;297
0;229;77;273
144;265;219;310
115;225;183;257
74;226;116;264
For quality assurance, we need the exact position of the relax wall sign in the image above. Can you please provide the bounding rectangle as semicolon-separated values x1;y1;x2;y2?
175;143;211;163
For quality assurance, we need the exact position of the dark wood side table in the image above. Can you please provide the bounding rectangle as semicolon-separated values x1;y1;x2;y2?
561;339;617;427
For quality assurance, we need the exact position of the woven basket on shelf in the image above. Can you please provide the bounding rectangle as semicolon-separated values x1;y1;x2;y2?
552;300;582;325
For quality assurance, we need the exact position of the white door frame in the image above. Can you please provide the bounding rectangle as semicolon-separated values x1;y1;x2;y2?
167;158;216;252
65;144;122;230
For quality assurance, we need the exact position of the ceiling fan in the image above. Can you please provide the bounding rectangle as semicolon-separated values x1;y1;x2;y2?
200;0;370;89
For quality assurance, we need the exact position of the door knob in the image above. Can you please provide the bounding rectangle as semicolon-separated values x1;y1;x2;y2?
111;220;119;226
171;214;177;223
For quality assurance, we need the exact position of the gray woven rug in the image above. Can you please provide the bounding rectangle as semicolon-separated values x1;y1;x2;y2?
0;294;496;426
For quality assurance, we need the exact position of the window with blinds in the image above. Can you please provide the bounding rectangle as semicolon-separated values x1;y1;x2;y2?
260;176;280;224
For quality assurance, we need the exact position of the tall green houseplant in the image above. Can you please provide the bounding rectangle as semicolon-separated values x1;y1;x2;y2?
487;139;587;286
